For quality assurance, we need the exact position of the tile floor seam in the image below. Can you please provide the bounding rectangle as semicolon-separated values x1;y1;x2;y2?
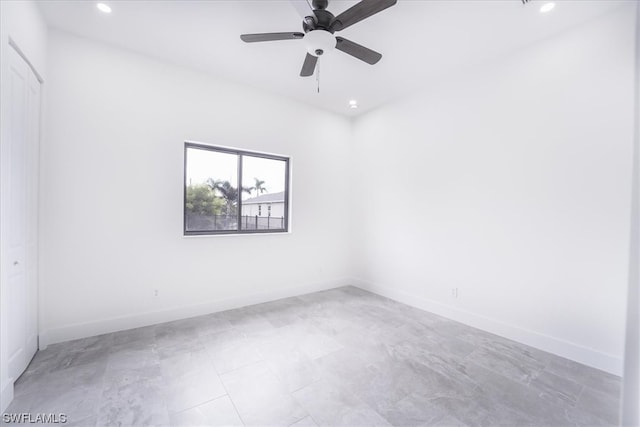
216;368;247;427
215;357;265;377
6;286;621;427
287;377;324;395
171;393;229;415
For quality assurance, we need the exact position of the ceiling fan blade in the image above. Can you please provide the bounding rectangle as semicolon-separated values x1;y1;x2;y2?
240;32;304;43
330;0;397;32
335;37;382;65
300;53;318;77
290;0;314;18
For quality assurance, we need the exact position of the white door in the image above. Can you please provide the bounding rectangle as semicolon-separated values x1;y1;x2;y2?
5;45;40;380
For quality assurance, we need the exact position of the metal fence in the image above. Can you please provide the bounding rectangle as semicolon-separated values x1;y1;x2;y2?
241;215;285;230
186;213;284;232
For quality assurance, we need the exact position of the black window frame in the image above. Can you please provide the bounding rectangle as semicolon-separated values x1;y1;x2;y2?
183;142;290;236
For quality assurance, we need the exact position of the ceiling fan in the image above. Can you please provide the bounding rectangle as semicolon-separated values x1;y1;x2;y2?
240;0;397;77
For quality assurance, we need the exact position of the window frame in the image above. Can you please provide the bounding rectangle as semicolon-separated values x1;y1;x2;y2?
183;142;290;236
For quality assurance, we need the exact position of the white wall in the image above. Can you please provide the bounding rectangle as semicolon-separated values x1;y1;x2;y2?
21;0;638;387
351;5;636;375
0;0;47;413
621;2;639;424
39;31;352;346
0;0;48;79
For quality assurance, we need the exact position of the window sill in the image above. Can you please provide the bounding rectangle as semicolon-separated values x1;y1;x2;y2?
182;230;292;238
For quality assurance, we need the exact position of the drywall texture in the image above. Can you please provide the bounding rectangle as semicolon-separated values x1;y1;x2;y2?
351;6;636;375
40;31;352;345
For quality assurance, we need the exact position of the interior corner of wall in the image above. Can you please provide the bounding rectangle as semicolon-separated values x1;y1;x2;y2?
37;331;49;351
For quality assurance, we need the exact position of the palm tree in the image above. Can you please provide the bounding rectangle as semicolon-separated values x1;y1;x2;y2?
249;178;268;197
206;178;251;216
206;178;224;195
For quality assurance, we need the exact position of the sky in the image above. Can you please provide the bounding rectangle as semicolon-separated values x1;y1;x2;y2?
186;147;286;200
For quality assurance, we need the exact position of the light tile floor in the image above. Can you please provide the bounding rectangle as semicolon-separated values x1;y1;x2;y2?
2;286;621;426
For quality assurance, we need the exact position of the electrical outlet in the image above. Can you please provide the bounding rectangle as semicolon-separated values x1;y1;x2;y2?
154;289;159;297
451;287;459;298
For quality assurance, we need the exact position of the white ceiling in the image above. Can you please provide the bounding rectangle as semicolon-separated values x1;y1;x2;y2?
37;0;629;116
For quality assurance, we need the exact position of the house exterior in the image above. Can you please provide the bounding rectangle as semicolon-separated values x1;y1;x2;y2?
242;191;286;218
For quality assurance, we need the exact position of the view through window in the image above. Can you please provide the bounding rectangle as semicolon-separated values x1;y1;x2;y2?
184;143;289;235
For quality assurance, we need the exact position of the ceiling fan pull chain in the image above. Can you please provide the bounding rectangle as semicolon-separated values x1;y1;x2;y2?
316;60;321;93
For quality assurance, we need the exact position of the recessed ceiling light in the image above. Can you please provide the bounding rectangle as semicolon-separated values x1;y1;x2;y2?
349;100;358;109
540;2;555;13
96;3;112;14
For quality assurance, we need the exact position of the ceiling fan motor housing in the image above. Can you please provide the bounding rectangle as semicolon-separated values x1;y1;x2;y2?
304;30;336;57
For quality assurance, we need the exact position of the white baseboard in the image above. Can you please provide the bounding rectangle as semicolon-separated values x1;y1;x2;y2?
38;276;622;376
352;278;623;376
0;379;14;414
39;277;349;348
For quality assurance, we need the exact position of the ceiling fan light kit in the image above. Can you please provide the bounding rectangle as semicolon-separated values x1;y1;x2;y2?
240;0;397;77
303;30;336;57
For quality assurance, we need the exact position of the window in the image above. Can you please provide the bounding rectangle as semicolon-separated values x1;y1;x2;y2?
184;142;289;235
